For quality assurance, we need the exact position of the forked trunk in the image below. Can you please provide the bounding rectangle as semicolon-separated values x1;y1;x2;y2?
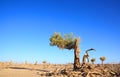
73;38;80;71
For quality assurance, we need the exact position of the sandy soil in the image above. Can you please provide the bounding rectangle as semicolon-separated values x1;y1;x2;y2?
0;69;40;77
0;63;66;77
0;62;120;77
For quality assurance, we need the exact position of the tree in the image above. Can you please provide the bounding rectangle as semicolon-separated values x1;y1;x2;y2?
100;56;106;65
49;32;80;71
82;48;96;64
91;58;96;64
42;60;47;64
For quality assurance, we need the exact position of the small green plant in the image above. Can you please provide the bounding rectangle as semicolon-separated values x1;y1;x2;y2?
100;56;106;65
91;58;96;64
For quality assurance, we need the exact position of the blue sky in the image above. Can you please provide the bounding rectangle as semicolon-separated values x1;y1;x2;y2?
0;0;120;64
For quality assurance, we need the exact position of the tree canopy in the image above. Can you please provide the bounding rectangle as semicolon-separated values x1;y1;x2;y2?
91;58;96;64
49;32;78;50
100;56;106;62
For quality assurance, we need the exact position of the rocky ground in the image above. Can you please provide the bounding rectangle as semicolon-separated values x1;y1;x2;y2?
0;62;120;77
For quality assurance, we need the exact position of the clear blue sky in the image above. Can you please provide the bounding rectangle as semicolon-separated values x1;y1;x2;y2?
0;0;120;64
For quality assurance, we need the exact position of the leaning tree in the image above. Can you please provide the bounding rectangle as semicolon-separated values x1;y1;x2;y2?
49;32;80;70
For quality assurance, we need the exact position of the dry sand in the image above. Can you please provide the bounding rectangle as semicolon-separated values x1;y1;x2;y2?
0;62;120;77
0;63;66;77
0;69;40;77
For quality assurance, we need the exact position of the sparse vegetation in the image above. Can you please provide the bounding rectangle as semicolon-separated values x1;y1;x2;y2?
91;58;96;64
42;60;47;64
0;32;118;77
82;48;96;64
0;61;120;77
100;56;106;65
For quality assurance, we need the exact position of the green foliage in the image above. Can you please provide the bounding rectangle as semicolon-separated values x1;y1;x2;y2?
50;32;76;50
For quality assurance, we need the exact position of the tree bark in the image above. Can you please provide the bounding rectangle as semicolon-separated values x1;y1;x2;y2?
73;38;80;71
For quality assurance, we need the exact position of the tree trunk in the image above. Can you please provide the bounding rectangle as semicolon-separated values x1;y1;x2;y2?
102;61;103;65
73;38;80;71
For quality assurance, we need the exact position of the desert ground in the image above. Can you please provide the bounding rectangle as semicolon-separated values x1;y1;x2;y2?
0;62;120;77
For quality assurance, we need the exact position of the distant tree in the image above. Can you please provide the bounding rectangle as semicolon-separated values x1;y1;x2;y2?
82;48;96;64
42;60;47;64
100;56;106;65
34;61;38;65
91;58;96;64
25;60;28;65
49;32;80;71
